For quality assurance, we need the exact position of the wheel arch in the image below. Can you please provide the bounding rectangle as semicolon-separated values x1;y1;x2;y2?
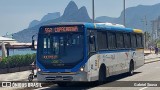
99;63;107;77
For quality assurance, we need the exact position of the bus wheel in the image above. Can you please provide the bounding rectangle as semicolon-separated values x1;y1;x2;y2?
57;83;67;87
128;61;134;76
98;65;106;84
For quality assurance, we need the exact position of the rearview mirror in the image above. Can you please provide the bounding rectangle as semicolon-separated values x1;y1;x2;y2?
31;34;37;50
31;39;35;50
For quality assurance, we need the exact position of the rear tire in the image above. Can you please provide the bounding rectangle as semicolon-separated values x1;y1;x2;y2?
128;61;134;76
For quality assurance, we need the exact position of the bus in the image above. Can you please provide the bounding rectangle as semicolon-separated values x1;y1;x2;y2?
33;23;144;86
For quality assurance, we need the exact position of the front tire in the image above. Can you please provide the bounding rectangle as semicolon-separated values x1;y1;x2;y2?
57;83;67;87
98;65;106;84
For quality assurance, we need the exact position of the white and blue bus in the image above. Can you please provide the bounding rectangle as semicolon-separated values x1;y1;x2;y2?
34;23;144;86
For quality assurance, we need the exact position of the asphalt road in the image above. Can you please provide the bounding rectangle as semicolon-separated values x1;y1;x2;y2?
0;56;160;90
30;61;160;90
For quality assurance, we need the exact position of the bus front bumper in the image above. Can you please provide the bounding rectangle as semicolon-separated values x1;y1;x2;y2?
37;71;88;82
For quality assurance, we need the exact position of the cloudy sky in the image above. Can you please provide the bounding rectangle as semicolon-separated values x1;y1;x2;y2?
0;0;160;36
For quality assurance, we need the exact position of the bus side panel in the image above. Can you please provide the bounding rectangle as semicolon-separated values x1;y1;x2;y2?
134;49;145;69
99;53;118;76
115;51;129;75
87;54;99;81
87;52;127;81
101;51;130;76
87;52;126;81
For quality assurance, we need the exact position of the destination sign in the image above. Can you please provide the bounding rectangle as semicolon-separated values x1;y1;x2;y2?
44;26;79;33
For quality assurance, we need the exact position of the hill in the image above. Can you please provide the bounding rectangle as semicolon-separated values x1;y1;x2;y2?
13;2;160;42
96;3;160;32
13;1;92;42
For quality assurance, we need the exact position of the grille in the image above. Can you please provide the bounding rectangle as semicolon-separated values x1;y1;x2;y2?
45;76;73;81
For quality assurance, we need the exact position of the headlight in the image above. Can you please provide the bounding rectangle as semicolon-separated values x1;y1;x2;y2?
80;65;85;72
36;66;41;71
80;67;84;71
38;68;41;71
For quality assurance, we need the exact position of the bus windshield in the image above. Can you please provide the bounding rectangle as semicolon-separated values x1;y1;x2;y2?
37;33;84;69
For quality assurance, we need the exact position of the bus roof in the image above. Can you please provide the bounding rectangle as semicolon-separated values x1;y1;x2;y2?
41;22;143;34
84;23;143;33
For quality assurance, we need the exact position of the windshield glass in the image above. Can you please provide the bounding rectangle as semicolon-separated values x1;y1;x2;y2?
37;33;84;69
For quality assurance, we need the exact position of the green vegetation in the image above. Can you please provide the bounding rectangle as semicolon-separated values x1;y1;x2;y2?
155;39;160;48
145;32;151;43
0;54;36;69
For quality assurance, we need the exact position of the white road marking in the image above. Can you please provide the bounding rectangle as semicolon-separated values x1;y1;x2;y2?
139;87;148;90
34;86;50;90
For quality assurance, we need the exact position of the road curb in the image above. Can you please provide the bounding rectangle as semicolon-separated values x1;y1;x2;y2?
145;58;160;64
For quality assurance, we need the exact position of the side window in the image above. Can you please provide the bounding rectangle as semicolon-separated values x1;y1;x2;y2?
108;32;116;49
88;30;96;52
124;33;131;48
142;34;144;47
131;34;137;48
136;34;143;48
116;33;124;49
97;31;108;50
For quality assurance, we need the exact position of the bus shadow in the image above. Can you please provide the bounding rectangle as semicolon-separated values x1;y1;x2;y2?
105;72;141;82
42;72;142;90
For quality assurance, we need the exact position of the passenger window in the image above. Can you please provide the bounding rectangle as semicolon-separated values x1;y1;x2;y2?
97;31;108;50
131;34;137;48
124;33;131;48
136;34;143;48
116;33;124;49
108;32;116;49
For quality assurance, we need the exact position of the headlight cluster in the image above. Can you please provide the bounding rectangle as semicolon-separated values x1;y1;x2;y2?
80;66;85;72
36;66;41;71
80;67;84;71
